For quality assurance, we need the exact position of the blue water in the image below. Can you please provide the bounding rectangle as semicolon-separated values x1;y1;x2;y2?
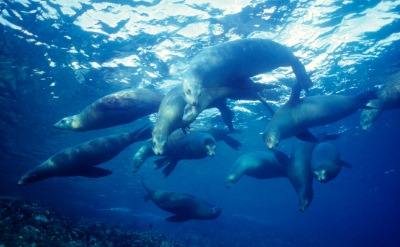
1;0;400;246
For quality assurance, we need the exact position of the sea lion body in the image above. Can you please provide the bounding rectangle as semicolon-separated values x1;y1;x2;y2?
226;150;289;188
360;80;400;131
54;88;164;131
310;142;351;183
154;131;217;177
18;126;151;185
263;91;377;149
142;178;221;222
152;85;233;155
182;78;278;125
183;38;312;106
287;141;315;212
135;130;216;177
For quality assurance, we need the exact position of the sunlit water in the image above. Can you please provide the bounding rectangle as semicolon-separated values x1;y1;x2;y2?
1;0;400;246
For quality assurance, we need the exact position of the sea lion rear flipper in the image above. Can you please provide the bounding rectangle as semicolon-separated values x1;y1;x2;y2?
340;160;352;168
165;215;191;222
295;130;319;142
75;167;112;178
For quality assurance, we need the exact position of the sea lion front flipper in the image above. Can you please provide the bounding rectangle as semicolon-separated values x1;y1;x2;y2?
340;160;352;168
154;157;179;176
165;215;191;222
220;135;241;150
213;98;234;131
75;167;112;178
256;92;275;116
162;160;179;177
295;130;319;142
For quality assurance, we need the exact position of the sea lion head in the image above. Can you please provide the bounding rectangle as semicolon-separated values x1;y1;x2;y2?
152;129;168;156
183;78;201;106
313;169;328;183
210;206;222;219
226;174;238;188
18;170;41;186
262;128;280;149
299;197;312;212
360;110;373;132
203;136;216;157
182;104;197;124
54;115;81;131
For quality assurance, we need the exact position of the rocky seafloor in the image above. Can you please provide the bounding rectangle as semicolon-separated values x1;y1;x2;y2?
0;198;182;247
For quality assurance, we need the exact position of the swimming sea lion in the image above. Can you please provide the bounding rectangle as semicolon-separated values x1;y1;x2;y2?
152;85;233;155
226;150;290;188
134;128;241;173
141;177;221;222
18;125;151;186
154;131;216;177
182;78;278;125
360;80;400;131
183;38;312;106
134;130;217;176
287;141;315;212
54;88;164;131
310;142;351;183
263;90;378;149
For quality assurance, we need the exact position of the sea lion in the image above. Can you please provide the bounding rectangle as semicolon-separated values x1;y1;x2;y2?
226;150;290;188
360;79;400;131
183;38;312;106
134;130;217;177
263;90;378;149
134;128;241;173
152;85;233;155
18;125;151;186
54;88;164;131
310;142;351;183
182;78;278;125
141;177;221;222
287;141;315;212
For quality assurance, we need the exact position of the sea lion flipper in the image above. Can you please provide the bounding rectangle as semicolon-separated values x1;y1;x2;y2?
75;167;112;178
256;92;275;116
340;160;352;168
316;132;341;141
220;136;242;150
165;215;190;222
154;157;169;170
162;160;178;177
143;194;151;202
154;157;179;176
213;98;235;131
295;130;319;142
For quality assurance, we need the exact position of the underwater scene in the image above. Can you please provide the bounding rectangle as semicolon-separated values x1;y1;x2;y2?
1;0;400;246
